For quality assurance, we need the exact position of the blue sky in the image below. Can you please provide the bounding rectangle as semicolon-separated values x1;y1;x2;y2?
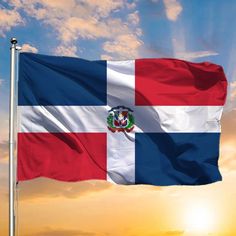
0;0;236;138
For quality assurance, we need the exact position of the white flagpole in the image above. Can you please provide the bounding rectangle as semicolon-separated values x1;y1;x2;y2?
9;37;18;236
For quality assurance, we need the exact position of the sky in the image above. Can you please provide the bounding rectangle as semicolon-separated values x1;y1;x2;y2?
0;0;236;235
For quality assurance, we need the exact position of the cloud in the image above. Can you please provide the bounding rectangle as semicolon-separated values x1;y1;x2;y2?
84;0;124;18
219;110;236;172
128;11;139;25
0;8;24;36
0;112;8;143
59;18;100;42
224;81;236;111
103;34;143;59
57;17;115;42
221;109;236;138
172;36;219;61
175;50;219;60
55;44;77;57
0;141;8;163
6;0;142;59
28;227;97;236
230;81;236;102
126;1;137;9
100;54;113;60
220;140;236;172
164;231;185;235
18;178;112;201
18;178;160;201
21;43;38;53
163;0;183;21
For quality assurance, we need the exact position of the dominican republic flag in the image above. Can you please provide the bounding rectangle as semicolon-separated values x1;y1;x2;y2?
17;53;227;186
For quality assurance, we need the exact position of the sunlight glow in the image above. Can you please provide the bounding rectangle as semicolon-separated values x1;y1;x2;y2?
184;204;216;233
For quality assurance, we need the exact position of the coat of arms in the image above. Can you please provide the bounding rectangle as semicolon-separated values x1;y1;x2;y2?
107;106;135;132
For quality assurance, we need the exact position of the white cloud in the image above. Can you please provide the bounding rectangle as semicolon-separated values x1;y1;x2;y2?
6;0;142;59
58;17;110;43
220;140;236;172
176;50;219;60
128;11;139;25
223;80;236;112
100;54;113;60
84;0;124;18
136;28;143;37
163;0;182;21
230;81;236;102
172;35;218;61
0;8;24;36
0;141;8;163
101;54;113;61
0;112;8;143
126;1;137;9
7;0;126;42
54;45;77;57
21;43;38;53
103;34;143;59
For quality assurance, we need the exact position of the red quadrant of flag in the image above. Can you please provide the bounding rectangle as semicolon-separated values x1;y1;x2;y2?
18;133;107;181
135;59;227;105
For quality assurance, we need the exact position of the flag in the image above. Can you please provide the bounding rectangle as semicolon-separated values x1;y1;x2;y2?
17;53;227;186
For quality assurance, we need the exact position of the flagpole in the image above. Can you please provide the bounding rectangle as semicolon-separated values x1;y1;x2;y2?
9;37;17;236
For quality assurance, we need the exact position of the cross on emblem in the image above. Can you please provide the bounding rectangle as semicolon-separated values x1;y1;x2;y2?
107;106;135;133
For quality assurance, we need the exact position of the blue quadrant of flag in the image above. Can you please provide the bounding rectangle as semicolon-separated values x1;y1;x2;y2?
19;53;107;105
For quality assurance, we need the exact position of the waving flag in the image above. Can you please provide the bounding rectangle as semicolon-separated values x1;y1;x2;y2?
17;53;227;185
